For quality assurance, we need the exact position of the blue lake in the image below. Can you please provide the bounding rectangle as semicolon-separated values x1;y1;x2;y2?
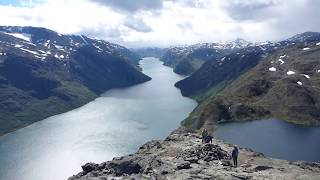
1;57;319;180
0;57;197;180
214;119;320;162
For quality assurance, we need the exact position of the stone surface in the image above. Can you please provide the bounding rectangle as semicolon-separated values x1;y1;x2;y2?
69;128;320;180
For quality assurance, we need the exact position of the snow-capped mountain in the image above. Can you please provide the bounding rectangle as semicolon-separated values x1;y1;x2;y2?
175;32;320;128
0;26;140;64
165;38;252;57
160;38;275;75
285;32;320;43
0;26;150;136
177;39;320;128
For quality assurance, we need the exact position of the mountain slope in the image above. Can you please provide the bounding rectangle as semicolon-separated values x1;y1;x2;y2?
0;26;151;135
160;39;251;75
182;41;320;129
175;42;282;101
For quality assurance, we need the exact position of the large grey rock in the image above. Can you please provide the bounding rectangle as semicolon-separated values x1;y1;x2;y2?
69;131;320;180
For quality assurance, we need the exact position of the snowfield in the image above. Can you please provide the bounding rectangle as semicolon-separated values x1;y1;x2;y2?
4;32;31;42
269;67;276;71
287;70;295;75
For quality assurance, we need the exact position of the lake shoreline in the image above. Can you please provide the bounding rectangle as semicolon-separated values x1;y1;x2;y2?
0;57;197;180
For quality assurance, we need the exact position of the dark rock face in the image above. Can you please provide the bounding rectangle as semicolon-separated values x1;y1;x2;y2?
254;165;273;171
109;158;142;175
0;26;150;135
69;130;320;180
81;163;99;173
176;161;191;170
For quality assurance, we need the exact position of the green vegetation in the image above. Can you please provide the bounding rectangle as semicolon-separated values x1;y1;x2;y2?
180;43;320;130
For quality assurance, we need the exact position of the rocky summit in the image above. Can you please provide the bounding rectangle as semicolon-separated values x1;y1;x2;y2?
69;128;320;180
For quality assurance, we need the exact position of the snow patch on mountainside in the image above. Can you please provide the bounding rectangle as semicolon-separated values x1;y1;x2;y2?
19;48;39;55
269;67;276;71
287;70;295;75
4;32;31;42
278;58;285;65
302;74;310;79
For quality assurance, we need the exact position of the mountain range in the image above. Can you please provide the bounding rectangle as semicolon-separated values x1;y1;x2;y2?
160;39;254;75
2;26;320;135
172;32;320;129
0;26;151;136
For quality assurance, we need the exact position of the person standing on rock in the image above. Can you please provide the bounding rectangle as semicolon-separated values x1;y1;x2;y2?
232;145;239;168
200;128;208;143
204;133;213;144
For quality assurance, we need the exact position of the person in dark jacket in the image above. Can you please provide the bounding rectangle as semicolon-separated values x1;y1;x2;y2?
204;134;213;144
200;128;208;143
231;145;239;167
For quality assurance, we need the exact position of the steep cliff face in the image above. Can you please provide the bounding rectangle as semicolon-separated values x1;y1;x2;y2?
69;128;320;180
175;45;273;100
182;42;320;129
175;32;320;100
173;32;320;128
0;26;151;135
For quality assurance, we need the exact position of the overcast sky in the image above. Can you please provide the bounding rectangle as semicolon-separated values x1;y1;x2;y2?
0;0;319;47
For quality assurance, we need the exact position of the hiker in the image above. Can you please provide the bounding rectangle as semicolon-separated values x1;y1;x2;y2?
200;128;208;143
231;145;239;168
204;134;213;144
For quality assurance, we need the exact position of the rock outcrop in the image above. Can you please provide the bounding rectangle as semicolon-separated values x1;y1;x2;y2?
69;128;320;180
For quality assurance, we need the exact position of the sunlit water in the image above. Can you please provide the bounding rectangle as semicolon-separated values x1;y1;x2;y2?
0;57;197;180
214;119;320;162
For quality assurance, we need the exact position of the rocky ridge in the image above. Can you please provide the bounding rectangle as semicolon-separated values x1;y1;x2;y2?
69;128;320;180
160;39;252;75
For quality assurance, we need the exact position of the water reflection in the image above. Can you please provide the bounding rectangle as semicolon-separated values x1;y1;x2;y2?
214;119;320;162
0;57;197;180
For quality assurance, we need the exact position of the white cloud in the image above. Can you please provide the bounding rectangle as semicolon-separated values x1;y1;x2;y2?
0;0;319;48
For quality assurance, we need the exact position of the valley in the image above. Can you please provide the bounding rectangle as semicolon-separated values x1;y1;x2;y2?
0;26;150;136
1;26;320;180
1;1;320;180
0;57;196;180
175;32;320;129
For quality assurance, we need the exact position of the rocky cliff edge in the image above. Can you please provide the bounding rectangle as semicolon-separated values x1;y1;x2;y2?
69;128;320;180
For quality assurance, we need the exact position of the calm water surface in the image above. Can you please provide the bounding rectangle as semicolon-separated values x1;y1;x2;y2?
0;57;197;180
214;119;320;162
1;58;319;180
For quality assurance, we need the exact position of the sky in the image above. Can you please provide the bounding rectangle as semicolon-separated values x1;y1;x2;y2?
0;0;319;48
